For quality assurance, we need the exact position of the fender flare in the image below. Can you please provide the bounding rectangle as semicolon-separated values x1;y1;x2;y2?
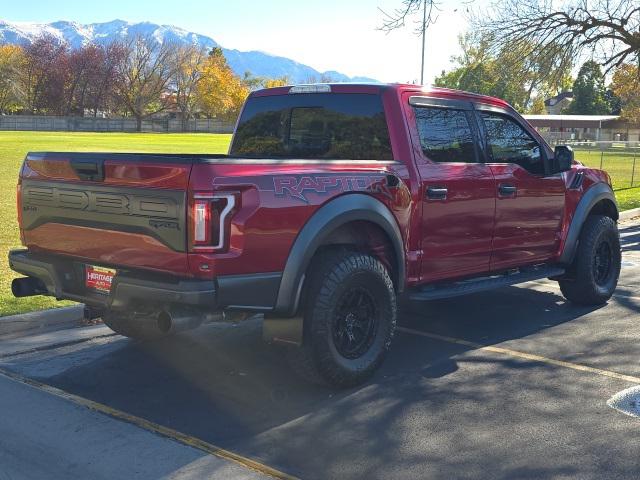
273;193;406;317
559;183;618;265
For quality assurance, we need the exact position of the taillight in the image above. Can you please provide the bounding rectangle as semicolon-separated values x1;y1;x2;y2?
190;193;237;252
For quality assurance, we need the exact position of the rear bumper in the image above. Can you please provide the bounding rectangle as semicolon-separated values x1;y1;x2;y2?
8;249;281;312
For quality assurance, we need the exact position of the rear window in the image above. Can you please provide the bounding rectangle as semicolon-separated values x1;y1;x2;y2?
230;93;392;160
413;106;477;163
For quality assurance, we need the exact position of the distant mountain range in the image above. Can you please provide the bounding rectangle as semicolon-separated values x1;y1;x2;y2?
0;19;378;84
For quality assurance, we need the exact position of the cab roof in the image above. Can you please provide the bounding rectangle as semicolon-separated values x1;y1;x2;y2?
250;83;511;109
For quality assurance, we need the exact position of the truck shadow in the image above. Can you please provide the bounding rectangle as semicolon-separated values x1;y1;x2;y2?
43;283;602;444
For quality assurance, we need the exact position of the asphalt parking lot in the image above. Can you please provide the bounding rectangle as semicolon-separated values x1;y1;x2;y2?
1;219;639;480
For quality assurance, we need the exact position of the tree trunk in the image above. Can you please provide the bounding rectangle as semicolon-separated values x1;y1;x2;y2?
136;115;142;132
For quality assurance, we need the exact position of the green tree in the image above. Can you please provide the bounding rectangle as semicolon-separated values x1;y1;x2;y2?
566;61;610;115
434;33;570;112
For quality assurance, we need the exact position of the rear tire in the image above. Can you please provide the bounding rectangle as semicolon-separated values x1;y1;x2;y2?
287;249;397;388
559;215;620;305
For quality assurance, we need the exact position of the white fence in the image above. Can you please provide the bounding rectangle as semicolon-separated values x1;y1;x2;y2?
0;115;235;133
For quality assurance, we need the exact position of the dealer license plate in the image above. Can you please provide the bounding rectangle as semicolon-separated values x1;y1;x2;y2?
85;265;116;293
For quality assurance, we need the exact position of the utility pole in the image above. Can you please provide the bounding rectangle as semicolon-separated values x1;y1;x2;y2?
420;0;427;85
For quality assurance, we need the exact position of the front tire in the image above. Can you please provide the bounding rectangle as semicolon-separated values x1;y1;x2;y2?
559;215;621;305
288;249;397;388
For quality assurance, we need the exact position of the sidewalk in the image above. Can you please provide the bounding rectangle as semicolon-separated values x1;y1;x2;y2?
0;372;268;480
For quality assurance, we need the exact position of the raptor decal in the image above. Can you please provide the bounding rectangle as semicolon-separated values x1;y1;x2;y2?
273;175;395;203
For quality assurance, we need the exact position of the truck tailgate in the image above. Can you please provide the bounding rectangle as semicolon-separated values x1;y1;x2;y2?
19;153;194;275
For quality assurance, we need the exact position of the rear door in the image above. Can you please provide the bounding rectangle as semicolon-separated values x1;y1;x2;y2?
405;96;496;283
474;109;566;270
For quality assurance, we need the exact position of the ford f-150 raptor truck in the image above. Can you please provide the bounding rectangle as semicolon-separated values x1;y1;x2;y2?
9;83;621;387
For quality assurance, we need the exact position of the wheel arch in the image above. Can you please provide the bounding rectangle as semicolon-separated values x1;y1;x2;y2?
559;182;618;265
273;193;405;317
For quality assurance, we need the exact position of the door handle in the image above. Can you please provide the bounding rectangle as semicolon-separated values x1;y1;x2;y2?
498;184;517;196
426;186;448;200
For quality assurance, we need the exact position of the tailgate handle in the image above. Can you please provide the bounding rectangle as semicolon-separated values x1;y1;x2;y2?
70;160;105;181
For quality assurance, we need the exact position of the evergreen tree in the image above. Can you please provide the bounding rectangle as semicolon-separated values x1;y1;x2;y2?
566;61;610;114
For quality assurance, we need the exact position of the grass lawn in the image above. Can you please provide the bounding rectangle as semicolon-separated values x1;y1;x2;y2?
0;131;637;317
0;131;231;317
573;148;639;190
574;148;640;211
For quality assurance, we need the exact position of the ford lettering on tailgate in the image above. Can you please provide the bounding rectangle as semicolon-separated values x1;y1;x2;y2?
23;185;178;219
20;180;187;252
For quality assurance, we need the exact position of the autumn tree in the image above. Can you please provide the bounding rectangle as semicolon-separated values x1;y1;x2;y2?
261;76;290;88
16;35;69;114
566;61;610;114
65;44;104;115
242;72;290;90
113;36;176;131
0;44;24;114
612;63;640;124
170;44;207;131
197;47;249;121
87;43;127;117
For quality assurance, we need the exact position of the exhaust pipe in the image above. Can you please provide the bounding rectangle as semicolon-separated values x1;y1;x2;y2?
12;277;47;298
156;307;204;334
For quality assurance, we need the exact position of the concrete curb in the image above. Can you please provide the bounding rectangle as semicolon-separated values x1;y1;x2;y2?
620;207;640;222
0;305;85;338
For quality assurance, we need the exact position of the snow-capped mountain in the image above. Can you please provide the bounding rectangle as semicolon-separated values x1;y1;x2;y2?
0;19;377;83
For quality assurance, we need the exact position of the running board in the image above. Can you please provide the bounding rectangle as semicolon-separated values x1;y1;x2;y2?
409;265;566;301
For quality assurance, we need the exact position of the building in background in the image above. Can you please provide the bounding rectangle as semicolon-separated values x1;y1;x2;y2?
523;114;640;144
544;92;574;115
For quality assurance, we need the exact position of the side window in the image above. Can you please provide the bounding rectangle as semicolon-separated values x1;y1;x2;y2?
480;112;544;174
413;107;477;163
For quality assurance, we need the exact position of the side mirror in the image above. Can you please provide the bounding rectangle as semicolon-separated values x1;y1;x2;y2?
552;145;574;174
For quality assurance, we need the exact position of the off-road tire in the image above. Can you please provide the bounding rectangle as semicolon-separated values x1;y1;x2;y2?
287;249;397;387
559;215;621;305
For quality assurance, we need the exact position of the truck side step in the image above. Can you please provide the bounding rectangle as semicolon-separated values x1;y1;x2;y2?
409;265;565;302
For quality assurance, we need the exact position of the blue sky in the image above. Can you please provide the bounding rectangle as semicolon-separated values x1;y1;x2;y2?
1;0;478;83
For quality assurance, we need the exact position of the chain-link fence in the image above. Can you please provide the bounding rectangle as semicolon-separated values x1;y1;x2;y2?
542;138;640;190
0;115;235;133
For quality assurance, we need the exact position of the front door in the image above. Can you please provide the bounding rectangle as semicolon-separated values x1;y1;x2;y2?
406;97;496;284
475;110;566;271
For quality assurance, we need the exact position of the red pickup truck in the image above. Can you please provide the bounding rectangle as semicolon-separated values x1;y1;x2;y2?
10;83;621;387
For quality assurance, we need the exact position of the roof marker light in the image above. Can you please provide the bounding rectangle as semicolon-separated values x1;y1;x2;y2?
289;84;331;94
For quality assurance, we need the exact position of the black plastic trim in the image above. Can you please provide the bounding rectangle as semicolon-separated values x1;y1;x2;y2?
8;249;286;313
8;249;215;309
274;193;405;316
559;183;618;264
409;96;474;111
21;179;187;252
410;264;565;301
217;272;282;310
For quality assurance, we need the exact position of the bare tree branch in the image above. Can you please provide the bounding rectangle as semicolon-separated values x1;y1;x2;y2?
378;0;440;34
471;0;640;75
